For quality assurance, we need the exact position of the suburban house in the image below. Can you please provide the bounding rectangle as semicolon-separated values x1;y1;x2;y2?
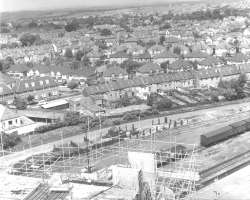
168;59;194;73
136;63;162;76
133;52;151;63
226;53;250;65
103;65;128;82
0;104;43;135
109;51;130;64
197;56;224;69
69;96;105;116
195;68;221;88
184;51;208;62
0;74;59;100
148;45;165;57
7;64;30;79
28;64;96;83
87;51;104;64
153;51;179;64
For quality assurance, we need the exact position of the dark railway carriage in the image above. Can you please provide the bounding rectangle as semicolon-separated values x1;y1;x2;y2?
229;120;247;135
200;126;234;147
243;118;250;129
201;118;250;147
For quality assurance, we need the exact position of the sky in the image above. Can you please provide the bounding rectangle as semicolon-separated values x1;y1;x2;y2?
0;0;195;12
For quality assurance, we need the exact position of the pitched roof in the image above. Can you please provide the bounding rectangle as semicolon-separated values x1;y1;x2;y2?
169;59;193;70
0;72;14;84
153;51;179;59
133;52;151;59
137;63;161;73
110;51;130;59
164;37;180;44
7;64;30;73
0;104;20;121
0;83;13;96
148;45;165;52
198;56;223;66
103;65;127;77
185;51;209;59
227;53;249;63
13;76;58;94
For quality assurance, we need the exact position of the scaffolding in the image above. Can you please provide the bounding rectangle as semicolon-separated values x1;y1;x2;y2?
7;127;199;200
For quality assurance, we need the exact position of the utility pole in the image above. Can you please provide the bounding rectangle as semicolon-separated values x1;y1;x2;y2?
85;116;91;173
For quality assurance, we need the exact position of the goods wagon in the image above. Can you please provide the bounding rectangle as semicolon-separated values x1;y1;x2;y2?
200;118;250;147
230;120;247;135
200;126;234;147
243;118;250;129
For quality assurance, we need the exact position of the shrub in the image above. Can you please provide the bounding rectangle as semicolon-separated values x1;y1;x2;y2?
122;112;138;122
67;81;79;90
13;97;27;110
113;119;123;125
0;132;21;149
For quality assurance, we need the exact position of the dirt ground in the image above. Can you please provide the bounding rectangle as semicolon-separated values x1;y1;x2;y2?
0;172;40;200
196;165;250;200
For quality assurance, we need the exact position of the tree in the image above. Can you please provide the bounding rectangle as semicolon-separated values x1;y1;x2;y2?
0;27;10;33
5;56;14;65
159;36;165;45
64;111;81;125
0;132;21;149
27;95;34;102
121;59;142;74
82;56;91;67
100;28;112;36
28;21;38;28
67;81;79;90
160;61;169;72
19;33;41;46
75;50;84;61
237;73;247;88
64;19;79;32
64;48;73;58
13;97;27;110
120;93;130;107
173;46;181;55
153;99;172;110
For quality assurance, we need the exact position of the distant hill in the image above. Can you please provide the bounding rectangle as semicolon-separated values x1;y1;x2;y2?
1;0;249;22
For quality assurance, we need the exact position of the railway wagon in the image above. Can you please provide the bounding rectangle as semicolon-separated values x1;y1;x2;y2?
200;126;234;147
243;118;250;129
200;118;250;147
229;120;248;135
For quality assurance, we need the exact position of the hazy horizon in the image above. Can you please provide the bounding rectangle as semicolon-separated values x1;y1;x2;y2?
0;0;202;12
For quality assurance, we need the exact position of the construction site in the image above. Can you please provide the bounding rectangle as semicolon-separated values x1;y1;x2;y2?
1;101;250;200
0;116;201;200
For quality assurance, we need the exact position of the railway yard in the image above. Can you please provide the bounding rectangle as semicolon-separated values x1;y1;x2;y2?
1;101;250;200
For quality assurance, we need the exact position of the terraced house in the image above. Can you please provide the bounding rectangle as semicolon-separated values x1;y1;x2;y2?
83;65;250;103
0;73;59;100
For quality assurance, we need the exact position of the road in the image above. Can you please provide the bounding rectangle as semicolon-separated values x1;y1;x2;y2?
1;100;250;170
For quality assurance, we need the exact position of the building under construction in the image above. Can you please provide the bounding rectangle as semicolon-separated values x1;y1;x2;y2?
6;128;199;200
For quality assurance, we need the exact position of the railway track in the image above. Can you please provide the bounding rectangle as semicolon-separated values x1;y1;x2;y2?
198;150;250;188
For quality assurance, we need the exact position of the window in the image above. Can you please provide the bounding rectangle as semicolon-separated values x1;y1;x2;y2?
25;83;29;88
40;81;43;86
45;79;49;84
8;120;13;125
31;82;35;87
